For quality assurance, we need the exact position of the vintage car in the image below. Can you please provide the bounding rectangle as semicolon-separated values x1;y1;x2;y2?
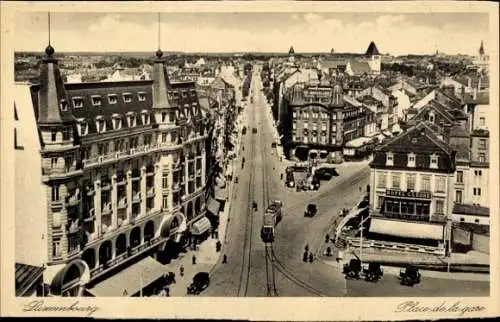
187;272;210;295
304;203;317;217
363;262;384;282
399;266;421;287
343;259;362;279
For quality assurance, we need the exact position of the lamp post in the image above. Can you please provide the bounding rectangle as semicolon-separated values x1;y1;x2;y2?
446;217;453;273
359;208;372;266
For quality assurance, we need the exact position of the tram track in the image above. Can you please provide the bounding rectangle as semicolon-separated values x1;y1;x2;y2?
236;81;257;297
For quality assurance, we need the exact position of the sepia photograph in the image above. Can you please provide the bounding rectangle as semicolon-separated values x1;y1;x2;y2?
1;1;499;320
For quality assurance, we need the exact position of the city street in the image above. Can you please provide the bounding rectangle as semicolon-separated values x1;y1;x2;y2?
203;67;490;297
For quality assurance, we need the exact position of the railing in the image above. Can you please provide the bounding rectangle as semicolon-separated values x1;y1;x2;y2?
173;183;181;191
82;145;159;168
116;176;127;186
101;180;112;191
345;236;446;256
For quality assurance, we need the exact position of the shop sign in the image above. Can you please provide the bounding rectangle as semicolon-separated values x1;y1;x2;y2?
386;189;432;199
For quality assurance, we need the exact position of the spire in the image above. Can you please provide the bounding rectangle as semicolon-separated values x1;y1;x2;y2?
37;12;73;126
365;41;380;56
479;40;485;56
152;12;171;110
289;46;295;55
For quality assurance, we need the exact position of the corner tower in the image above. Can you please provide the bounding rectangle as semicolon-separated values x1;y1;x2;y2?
365;41;381;75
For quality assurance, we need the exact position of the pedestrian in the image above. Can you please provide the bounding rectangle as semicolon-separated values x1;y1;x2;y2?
192;255;196;265
222;254;228;264
180;265;184;277
304;244;309;252
280;173;283;180
359;186;362;192
302;251;308;263
325;234;330;244
308;253;314;263
165;286;170;297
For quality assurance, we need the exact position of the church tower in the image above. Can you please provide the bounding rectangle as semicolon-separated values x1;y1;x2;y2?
288;46;296;64
365;41;381;74
479;40;486;61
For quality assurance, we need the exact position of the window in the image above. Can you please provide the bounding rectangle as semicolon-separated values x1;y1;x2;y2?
77;121;88;136
96;119;106;133
303;121;309;129
51;130;57;142
108;94;118;105
377;196;385;210
474;170;482;176
322;123;327;131
421;175;431;191
435;200;444;214
386;152;394;166
51;185;60;202
473;188;482;196
478;139;487;150
162;132;167;143
332;113;337;120
82;146;91;159
455;190;463;204
479;117;485;126
51;157;58;168
435;176;446;192
60;99;68;111
292;111;297;118
456;171;463;183
123;93;132;103
162;173;169;189
430;154;438;169
407;153;416;167
303;112;309;118
303;136;308;144
91;96;101;106
331;124;337;132
52;238;61;257
312;136;318;143
127;114;136;128
377;172;386;188
392;173;401;189
313;122;318;130
112;117;122;130
138;92;146;102
292;122;296;130
162;112;168;123
142;112;150;125
144;134;152;146
407;174;416;190
62;129;71;141
478;153;486;163
65;156;73;171
72;97;84;109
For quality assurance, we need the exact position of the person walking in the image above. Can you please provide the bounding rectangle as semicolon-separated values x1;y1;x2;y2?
325;234;330;244
222;254;228;264
308;253;314;263
192;255;196;265
302;251;308;263
304;244;309;252
180;265;185;277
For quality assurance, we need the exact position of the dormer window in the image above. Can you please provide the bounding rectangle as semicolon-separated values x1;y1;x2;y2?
91;95;102;107
386;152;394;166
112;114;122;130
430;153;439;169
137;92;146;102
95;116;106;133
141;110;150;125
407;153;416;167
60;99;68;111
108;94;118;105
76;118;88;136
126;112;136;128
72;97;84;109
123;93;132;103
181;91;187;98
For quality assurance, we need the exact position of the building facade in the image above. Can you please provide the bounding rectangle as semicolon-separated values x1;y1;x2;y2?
368;122;457;251
15;46;212;296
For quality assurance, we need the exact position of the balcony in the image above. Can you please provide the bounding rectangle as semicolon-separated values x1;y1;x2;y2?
83;209;95;223
118;197;127;209
67;220;80;234
65;191;81;207
86;186;95;197
131;170;141;182
101;203;112;215
146;167;155;177
132;192;141;203
173;183;181;192
42;165;82;180
101;178;112;191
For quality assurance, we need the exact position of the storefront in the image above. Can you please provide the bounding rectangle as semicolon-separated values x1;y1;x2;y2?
190;216;212;245
369;217;445;241
379;190;432;221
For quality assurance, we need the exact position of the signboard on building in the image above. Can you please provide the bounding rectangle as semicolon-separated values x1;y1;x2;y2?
304;88;332;99
386;189;432;199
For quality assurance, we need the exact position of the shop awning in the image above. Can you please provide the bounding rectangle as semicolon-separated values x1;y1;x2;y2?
369;217;444;240
345;137;373;148
87;256;165;297
215;187;228;201
191;217;212;235
206;198;221;215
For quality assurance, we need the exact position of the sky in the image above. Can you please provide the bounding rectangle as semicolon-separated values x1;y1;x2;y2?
14;12;490;56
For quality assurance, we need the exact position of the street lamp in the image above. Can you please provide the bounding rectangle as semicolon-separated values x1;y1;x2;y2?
446;217;453;273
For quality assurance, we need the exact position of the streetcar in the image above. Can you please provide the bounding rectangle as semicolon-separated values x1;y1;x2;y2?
260;200;283;243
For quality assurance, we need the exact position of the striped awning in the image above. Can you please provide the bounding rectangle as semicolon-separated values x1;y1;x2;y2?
191;217;212;235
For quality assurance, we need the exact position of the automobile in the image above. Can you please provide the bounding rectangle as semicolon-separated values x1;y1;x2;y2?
399;265;421;287
252;128;258;134
187;272;210;295
314;169;333;180
304;203;317;217
363;262;384;282
343;259;362;279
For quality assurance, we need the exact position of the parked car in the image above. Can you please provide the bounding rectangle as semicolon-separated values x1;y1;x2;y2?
252;128;258;134
304;203;317;217
363;262;384;282
343;259;362;279
187;272;210;295
399;266;421;287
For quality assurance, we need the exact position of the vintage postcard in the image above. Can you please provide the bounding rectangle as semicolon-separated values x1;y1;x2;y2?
1;1;498;320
